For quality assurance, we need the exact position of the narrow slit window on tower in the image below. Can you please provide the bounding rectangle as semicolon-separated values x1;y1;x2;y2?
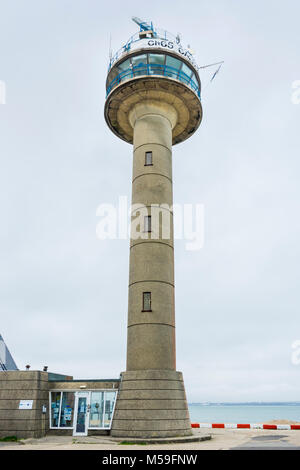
145;151;153;166
143;292;152;312
144;215;151;232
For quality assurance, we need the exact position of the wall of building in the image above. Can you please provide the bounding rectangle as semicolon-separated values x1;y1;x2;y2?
0;371;49;439
50;380;119;390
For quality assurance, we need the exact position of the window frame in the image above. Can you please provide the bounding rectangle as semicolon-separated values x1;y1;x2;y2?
145;151;153;166
49;391;73;429
142;292;152;312
144;215;152;233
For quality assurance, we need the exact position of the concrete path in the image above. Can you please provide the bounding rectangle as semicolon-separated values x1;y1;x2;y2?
1;429;300;450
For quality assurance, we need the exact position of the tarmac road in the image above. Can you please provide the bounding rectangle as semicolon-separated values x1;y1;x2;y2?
232;433;300;450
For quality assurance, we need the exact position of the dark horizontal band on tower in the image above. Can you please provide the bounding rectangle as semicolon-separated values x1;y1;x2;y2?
132;173;172;184
130;204;173;215
120;378;182;382
130;240;174;250
134;142;172;154
128;323;175;329
129;280;175;288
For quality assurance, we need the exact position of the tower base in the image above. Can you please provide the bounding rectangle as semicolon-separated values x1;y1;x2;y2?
111;370;192;438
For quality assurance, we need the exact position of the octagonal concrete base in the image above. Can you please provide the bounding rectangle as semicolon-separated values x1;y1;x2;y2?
110;434;212;445
111;370;192;439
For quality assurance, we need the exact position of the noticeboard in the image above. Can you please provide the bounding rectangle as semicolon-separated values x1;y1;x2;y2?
19;400;33;410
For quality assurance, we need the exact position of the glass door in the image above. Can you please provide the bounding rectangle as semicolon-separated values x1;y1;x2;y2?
73;392;90;436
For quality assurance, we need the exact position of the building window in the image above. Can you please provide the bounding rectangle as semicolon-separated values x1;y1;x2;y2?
89;391;117;429
50;391;75;428
50;392;62;428
49;390;117;430
104;391;117;428
59;392;75;427
145;151;153;166
89;392;104;428
143;292;152;312
144;215;151;233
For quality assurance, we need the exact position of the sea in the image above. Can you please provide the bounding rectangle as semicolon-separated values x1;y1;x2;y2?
188;403;300;424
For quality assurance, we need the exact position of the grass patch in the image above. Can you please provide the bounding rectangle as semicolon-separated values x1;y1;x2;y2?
0;436;18;442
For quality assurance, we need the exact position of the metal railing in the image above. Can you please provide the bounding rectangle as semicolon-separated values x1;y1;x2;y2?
106;63;201;98
109;28;185;71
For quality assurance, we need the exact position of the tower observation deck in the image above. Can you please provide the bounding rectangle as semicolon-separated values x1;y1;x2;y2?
105;19;202;439
105;22;202;145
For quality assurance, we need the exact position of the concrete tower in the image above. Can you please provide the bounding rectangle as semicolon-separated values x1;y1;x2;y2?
105;19;202;438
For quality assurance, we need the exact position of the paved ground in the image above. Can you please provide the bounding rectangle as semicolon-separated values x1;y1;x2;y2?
1;429;300;450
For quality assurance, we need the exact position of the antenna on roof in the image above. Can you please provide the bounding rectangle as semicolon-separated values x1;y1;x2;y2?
199;60;224;70
187;44;196;55
200;61;224;83
199;61;225;92
109;33;113;62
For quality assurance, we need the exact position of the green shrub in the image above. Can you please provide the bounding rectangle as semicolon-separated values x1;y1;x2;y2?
0;435;18;442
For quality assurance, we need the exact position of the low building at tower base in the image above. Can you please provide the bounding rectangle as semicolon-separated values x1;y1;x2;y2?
0;370;119;439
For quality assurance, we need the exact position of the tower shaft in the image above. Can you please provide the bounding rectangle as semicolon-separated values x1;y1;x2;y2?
111;101;192;438
127;103;175;371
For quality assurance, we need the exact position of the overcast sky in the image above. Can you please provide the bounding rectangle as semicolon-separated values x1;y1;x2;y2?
0;0;299;402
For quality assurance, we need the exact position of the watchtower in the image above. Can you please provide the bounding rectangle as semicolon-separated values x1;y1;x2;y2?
105;18;202;438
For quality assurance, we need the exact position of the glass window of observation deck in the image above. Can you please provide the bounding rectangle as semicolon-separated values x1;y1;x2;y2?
118;58;130;73
165;55;182;79
131;55;147;76
149;54;165;75
149;54;165;65
106;52;200;98
180;62;193;85
181;63;193;78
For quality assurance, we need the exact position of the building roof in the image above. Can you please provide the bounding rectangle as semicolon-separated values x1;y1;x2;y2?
0;334;18;371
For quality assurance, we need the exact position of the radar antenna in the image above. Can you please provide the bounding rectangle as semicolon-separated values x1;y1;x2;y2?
132;16;153;32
